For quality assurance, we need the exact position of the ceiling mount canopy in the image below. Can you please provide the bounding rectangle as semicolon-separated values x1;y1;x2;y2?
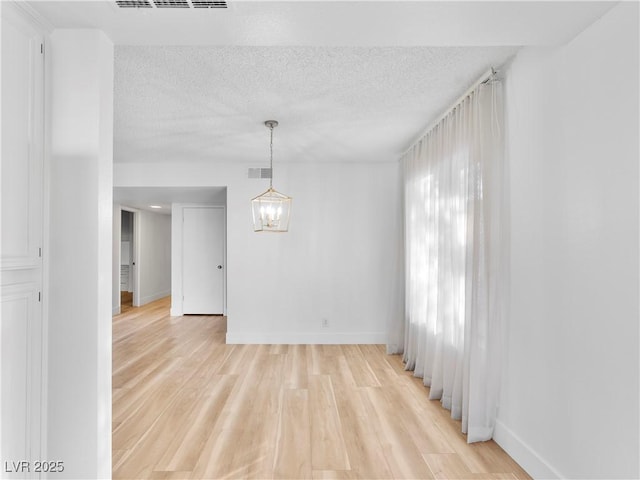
251;120;292;233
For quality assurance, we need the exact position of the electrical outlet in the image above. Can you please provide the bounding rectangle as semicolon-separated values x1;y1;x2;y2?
321;318;329;328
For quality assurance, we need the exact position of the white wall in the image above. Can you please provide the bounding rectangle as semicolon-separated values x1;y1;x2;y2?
121;209;133;241
48;29;113;479
171;205;182;316
115;160;403;344
496;3;639;479
138;209;171;305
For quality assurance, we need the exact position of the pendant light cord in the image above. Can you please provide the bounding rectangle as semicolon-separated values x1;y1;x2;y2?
269;124;274;189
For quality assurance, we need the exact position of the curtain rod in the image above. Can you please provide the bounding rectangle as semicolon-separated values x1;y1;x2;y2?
400;67;496;158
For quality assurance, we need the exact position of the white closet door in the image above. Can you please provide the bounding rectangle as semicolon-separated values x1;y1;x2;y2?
1;4;44;472
182;207;225;315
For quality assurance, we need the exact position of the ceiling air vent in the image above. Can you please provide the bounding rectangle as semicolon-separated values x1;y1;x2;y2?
116;0;226;7
116;0;152;7
248;168;272;179
192;0;227;7
154;0;189;7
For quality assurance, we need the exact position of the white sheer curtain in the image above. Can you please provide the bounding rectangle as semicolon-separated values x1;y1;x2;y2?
400;80;504;443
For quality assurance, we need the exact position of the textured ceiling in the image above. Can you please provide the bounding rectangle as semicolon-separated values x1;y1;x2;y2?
114;45;519;164
27;1;615;167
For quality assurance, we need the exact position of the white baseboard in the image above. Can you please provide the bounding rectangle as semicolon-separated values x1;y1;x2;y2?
225;331;387;345
169;307;182;317
112;306;121;316
139;290;170;306
386;343;403;354
493;419;563;479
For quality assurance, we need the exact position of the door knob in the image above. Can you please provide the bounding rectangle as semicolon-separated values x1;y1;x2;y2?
217;265;223;269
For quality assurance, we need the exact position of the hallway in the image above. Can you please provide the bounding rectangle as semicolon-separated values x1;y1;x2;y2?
120;291;133;313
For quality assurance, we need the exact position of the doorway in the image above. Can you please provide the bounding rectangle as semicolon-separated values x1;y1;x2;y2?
119;208;140;312
120;210;134;311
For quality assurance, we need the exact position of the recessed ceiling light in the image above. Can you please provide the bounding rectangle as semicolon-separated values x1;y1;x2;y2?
150;205;162;209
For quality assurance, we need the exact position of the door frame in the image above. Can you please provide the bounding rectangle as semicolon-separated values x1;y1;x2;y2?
119;207;141;308
170;203;226;317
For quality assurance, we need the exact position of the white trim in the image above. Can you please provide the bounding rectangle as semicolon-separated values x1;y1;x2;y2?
4;1;54;33
222;206;227;316
225;331;388;345
0;257;41;270
169;307;183;317
493;419;563;480
112;306;121;316
41;9;52;469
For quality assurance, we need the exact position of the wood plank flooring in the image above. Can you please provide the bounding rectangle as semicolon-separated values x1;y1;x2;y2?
120;291;133;313
113;297;531;480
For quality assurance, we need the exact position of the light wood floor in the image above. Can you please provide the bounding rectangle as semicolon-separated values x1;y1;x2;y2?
120;290;133;313
113;297;531;480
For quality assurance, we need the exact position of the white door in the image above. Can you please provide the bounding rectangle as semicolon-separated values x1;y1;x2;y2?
1;4;44;473
182;207;225;314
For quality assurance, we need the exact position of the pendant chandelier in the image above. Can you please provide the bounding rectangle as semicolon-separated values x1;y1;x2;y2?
251;120;292;232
